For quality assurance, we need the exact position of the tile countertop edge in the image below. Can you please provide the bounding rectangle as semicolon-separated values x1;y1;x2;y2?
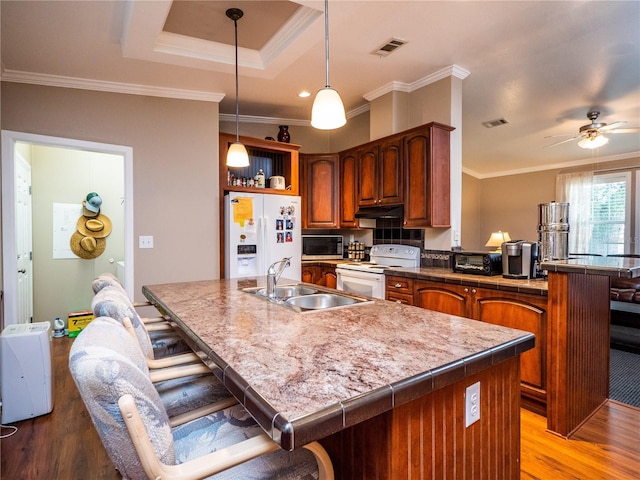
235;333;536;451
386;267;549;296
540;258;640;278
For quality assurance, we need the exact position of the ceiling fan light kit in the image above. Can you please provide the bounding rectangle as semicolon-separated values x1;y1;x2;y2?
578;133;608;149
311;0;346;130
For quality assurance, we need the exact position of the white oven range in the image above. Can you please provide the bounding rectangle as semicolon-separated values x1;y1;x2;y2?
336;244;421;300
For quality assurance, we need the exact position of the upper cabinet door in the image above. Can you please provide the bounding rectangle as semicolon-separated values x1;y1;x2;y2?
356;146;378;206
300;153;339;229
403;123;453;228
377;137;404;205
339;149;359;228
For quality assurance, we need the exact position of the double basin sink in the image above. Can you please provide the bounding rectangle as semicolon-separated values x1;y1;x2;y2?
243;284;373;312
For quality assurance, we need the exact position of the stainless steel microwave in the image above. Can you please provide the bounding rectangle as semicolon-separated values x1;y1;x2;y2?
302;235;344;260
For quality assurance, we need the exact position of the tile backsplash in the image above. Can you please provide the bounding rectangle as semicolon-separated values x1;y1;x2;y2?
421;250;451;268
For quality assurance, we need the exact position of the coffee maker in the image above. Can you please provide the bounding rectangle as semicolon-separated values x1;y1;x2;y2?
502;240;538;279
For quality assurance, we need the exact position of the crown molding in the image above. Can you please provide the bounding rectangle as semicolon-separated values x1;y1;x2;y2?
363;64;471;102
0;69;225;102
466;151;640;179
219;102;370;127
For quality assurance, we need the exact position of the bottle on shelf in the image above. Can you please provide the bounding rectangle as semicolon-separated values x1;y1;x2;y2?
255;169;265;188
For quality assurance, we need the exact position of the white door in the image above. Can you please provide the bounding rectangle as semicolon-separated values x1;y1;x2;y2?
15;153;33;324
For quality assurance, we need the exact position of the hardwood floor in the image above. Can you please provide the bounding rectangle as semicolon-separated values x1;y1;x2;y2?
1;337;639;479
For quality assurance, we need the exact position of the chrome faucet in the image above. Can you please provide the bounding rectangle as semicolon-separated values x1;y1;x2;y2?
267;257;291;298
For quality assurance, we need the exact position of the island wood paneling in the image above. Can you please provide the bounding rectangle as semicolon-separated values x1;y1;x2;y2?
547;271;611;437
320;357;521;479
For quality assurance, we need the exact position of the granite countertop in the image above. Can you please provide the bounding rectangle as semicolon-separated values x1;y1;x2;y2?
143;277;535;450
541;256;640;278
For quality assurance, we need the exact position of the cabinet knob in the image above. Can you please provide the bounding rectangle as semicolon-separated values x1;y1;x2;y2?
464;288;469;293
471;289;477;294
395;283;402;288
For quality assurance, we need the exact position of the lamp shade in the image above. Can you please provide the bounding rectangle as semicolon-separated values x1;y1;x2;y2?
485;231;511;249
578;133;608;149
311;87;346;130
226;142;249;167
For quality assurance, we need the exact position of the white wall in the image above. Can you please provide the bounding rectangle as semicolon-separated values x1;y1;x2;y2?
31;145;124;322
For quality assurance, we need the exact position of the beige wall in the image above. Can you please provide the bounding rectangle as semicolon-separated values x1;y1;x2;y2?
469;169;559;251
2;82;220;303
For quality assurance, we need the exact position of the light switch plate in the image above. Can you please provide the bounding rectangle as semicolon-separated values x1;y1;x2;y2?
465;381;480;427
139;236;154;249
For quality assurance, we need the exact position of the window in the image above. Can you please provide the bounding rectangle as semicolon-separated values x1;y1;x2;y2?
556;168;637;256
589;172;631;256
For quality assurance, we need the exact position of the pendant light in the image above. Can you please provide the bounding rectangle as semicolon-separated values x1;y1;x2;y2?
311;0;346;130
226;8;249;167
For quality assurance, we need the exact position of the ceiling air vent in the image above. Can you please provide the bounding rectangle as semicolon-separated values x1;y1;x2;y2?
482;118;509;128
372;38;407;57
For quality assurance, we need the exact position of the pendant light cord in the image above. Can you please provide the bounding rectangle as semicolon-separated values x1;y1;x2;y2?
234;16;240;143
324;0;330;88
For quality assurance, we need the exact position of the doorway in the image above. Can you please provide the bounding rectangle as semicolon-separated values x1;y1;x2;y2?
1;130;133;328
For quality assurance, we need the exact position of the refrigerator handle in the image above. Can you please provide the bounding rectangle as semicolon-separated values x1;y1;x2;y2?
260;215;269;274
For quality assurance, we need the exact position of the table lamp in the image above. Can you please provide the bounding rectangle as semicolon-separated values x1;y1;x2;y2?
485;231;511;252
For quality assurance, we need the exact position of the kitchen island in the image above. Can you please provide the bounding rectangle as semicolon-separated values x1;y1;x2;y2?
384;255;640;438
144;277;534;479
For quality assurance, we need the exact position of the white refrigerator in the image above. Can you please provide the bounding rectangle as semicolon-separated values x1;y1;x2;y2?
224;192;301;280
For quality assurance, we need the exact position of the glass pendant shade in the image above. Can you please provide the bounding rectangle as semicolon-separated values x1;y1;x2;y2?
311;87;346;130
578;133;608;149
226;142;249;167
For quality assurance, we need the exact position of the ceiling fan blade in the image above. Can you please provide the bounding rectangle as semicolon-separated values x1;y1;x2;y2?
544;133;577;139
599;121;627;131
544;135;582;148
607;127;640;134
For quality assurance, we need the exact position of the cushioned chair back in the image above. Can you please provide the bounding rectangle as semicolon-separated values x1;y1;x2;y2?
92;286;155;359
69;317;174;480
92;272;123;294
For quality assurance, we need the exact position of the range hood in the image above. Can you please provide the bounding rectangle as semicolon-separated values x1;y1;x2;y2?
354;204;404;219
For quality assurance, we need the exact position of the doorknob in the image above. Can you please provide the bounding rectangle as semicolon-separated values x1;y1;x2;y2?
18;269;26;274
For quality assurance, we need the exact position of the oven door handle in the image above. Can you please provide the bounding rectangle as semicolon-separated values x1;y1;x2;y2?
336;269;384;281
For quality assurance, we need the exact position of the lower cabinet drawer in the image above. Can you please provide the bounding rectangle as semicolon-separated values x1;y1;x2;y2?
386;291;414;305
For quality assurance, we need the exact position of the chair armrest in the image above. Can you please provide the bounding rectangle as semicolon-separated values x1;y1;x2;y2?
149;363;211;383
141;316;168;324
132;301;153;308
146;352;200;370
145;322;173;332
168;397;238;428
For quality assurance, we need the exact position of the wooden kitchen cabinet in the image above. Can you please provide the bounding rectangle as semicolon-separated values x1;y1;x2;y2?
302;265;337;289
403;123;454;228
385;275;414;305
339;149;358;228
301;265;318;284
356;137;403;207
414;279;548;414
321;267;337;289
300;153;339;229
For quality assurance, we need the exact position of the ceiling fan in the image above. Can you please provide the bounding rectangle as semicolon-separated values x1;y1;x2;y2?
544;110;640;149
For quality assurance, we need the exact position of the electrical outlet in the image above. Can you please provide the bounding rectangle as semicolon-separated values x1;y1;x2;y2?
465;381;480;427
139;236;154;249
